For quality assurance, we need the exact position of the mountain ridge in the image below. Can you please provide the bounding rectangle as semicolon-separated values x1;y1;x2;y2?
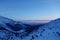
0;16;60;40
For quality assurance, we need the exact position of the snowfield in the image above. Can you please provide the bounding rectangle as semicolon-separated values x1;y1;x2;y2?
0;16;60;40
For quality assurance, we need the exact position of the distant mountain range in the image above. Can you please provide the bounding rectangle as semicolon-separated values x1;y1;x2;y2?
0;16;60;40
19;20;50;23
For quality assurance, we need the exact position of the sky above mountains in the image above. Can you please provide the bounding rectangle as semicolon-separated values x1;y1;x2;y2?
0;0;60;20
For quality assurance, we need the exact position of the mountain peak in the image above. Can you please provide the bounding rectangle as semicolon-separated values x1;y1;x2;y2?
48;18;60;23
55;18;60;21
0;16;7;19
0;16;15;24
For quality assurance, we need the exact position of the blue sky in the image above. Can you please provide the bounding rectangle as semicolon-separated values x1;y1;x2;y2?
0;0;60;20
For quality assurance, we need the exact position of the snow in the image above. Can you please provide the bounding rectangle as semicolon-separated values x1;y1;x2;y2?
0;16;60;40
19;18;60;40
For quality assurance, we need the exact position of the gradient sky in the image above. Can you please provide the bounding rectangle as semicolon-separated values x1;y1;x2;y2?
0;0;60;20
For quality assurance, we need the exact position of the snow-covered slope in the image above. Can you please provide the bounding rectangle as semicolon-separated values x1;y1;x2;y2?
1;16;60;40
0;16;15;24
0;16;46;40
22;18;60;40
0;16;29;31
0;16;15;32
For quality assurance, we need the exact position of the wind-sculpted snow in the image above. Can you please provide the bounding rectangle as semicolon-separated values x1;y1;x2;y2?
0;16;60;40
